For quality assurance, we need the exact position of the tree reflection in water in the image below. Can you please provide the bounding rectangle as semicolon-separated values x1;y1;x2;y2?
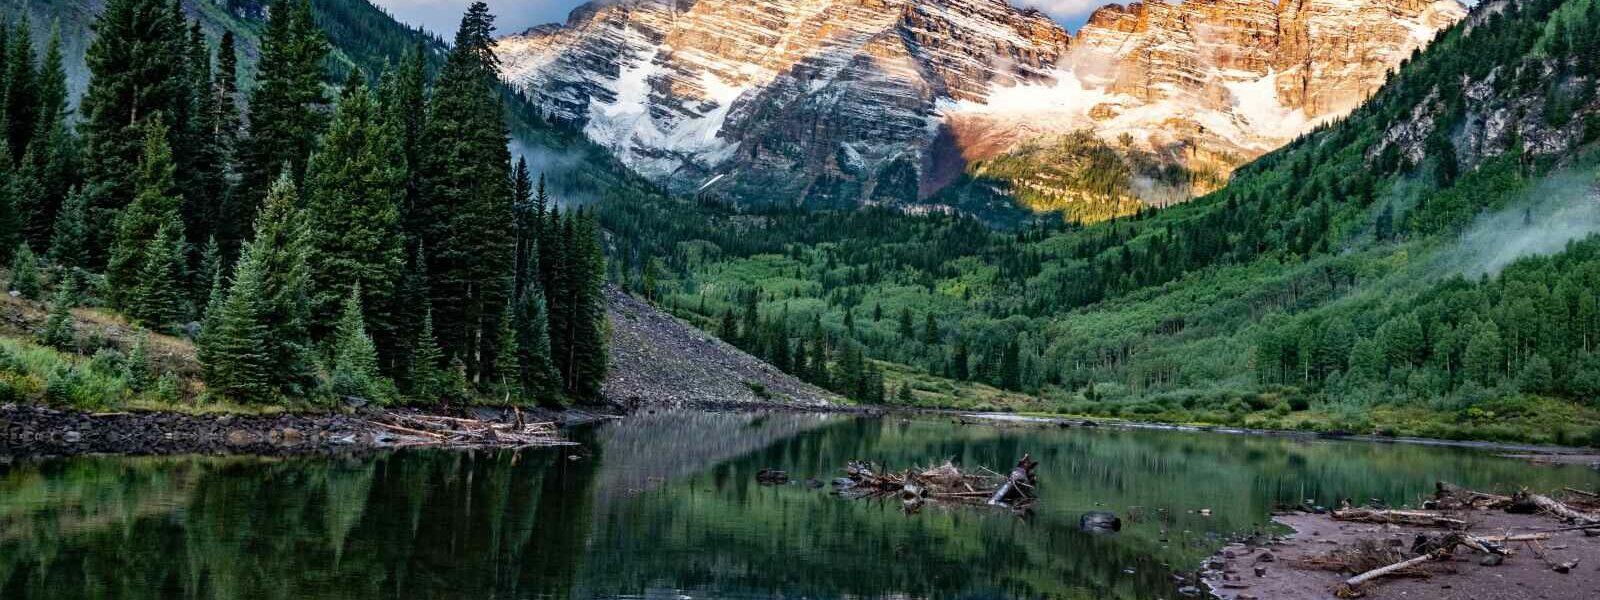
3;411;1599;599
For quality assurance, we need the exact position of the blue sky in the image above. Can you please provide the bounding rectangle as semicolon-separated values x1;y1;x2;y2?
372;1;1101;38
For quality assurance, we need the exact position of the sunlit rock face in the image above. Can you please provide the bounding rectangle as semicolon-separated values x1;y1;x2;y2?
497;0;1465;214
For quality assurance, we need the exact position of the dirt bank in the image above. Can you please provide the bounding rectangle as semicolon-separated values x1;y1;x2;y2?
603;287;839;408
1203;504;1600;599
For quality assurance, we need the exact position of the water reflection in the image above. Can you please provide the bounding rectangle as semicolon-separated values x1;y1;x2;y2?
2;412;1598;599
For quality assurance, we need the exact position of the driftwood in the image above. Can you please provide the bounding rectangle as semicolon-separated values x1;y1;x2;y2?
1331;508;1467;529
1509;491;1600;525
372;412;570;448
1425;481;1513;510
1337;532;1517;597
835;455;1038;510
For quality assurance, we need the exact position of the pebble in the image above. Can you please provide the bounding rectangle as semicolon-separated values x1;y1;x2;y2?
1479;555;1504;566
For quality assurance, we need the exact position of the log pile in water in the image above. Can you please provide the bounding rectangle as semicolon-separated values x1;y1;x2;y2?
371;411;571;448
833;454;1039;510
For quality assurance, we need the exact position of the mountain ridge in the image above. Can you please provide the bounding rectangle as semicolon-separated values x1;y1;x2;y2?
498;0;1466;219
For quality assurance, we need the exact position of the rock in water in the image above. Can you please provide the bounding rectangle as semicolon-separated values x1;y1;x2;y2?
1080;511;1123;533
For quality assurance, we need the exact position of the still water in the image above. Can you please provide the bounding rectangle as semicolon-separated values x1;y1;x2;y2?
3;411;1599;599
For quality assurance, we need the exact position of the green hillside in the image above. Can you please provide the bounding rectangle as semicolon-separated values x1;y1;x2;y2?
596;0;1600;445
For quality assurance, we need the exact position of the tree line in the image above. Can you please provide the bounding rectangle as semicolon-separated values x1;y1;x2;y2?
0;0;607;407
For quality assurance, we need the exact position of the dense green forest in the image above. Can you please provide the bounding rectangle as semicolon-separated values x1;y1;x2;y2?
0;0;607;409
596;0;1600;445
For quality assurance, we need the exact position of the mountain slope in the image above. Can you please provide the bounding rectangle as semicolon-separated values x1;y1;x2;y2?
594;0;1600;443
501;0;1464;219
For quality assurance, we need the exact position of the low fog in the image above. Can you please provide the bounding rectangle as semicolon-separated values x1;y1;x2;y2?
1447;169;1600;277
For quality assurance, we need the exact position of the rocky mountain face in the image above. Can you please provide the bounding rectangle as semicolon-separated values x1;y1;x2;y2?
497;0;1466;216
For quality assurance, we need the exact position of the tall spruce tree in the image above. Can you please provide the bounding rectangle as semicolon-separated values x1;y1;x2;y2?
382;42;430;241
513;283;562;404
180;21;226;251
107;118;184;310
3;15;37;163
233;0;328;247
17;22;75;250
199;241;274;402
560;210;608;401
418;3;514;381
330;286;384;402
303;71;407;366
78;0;189;265
128;221;186;330
237;173;317;397
48;186;89;269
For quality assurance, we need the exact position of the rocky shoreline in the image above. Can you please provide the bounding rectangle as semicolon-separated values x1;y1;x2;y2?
0;403;608;459
1202;505;1600;599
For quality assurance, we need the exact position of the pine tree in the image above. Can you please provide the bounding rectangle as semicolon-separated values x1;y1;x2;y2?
38;279;76;351
124;331;153;392
78;0;189;264
235;173;317;397
195;236;221;310
235;0;328;245
180;21;226;251
8;243;41;300
47;186;89;269
128;221;186;330
382;42;429;241
419;2;514;381
491;302;523;402
408;306;446;403
3;16;37;162
0;140;22;260
330;286;384;402
303;71;407;364
513;283;562;404
107;118;183;310
17;22;75;250
199;244;274;402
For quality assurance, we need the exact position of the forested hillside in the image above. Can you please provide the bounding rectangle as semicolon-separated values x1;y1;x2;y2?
597;0;1600;444
0;0;608;409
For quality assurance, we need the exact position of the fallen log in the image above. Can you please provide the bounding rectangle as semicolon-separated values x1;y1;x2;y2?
1509;492;1600;525
1427;481;1513;510
1331;508;1468;529
988;453;1039;507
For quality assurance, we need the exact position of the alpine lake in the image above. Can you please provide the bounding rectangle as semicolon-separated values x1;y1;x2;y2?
3;410;1599;599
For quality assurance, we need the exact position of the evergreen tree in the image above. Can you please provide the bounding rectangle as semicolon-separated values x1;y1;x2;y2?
199;243;274;402
330;286;384;402
128;222;186;330
303;71;407;365
8;242;41;300
47;186;89;269
382;42;429;240
3;16;37;162
418;2;514;381
78;0;189;264
38;279;76;351
17;22;75;249
513;284;562;404
179;21;226;251
124;331;153;392
0;140;22;260
491;302;522;402
235;0;328;245
195;236;221;311
408;306;446;402
243;173;317;396
107;118;183;310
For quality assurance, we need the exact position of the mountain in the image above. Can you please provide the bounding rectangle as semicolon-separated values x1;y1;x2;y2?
0;0;658;205
498;0;1466;219
591;0;1600;441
